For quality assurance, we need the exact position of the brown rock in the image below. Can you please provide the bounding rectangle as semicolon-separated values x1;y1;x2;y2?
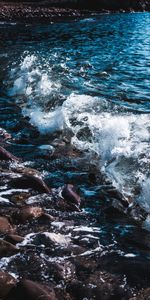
62;184;81;206
0;216;14;234
5;234;24;245
0;146;18;161
0;271;17;298
6;279;57;300
0;239;19;257
14;206;43;223
11;192;31;203
11;174;50;193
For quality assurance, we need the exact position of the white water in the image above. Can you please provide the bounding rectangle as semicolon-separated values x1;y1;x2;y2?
8;54;150;209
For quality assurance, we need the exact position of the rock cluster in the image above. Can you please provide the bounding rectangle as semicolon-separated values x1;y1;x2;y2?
0;128;150;300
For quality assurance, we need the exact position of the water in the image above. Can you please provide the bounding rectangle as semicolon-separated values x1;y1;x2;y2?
0;13;149;206
0;12;150;293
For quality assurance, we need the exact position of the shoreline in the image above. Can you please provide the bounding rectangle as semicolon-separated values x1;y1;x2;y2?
0;2;149;24
0;3;96;24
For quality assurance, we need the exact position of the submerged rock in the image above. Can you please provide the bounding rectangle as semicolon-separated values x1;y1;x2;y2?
0;271;17;299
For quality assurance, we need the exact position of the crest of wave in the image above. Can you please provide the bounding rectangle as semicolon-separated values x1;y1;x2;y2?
8;53;61;104
63;94;150;200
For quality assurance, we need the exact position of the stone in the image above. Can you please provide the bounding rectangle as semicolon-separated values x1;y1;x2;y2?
11;174;50;193
14;206;43;223
6;279;57;300
0;271;17;298
5;234;24;245
0;216;14;234
0;146;18;161
130;288;150;299
0;128;12;140
62;184;81;206
0;239;19;257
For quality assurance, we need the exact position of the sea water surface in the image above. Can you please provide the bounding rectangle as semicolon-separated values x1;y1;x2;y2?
0;13;149;206
0;12;150;288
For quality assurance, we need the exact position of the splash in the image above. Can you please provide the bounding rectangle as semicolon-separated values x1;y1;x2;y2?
7;53;150;207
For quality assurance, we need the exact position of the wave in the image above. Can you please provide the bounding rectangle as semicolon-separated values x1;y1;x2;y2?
7;54;150;207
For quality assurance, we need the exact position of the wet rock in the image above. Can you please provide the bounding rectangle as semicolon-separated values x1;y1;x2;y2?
14;206;43;223
12;166;41;177
11;174;50;193
0;128;12;140
11;192;31;203
0;146;18;161
130;288;150;299
0;239;19;257
47;261;76;283
67;276;130;300
62;184;81;207
128;203;148;223
41;213;55;222
0;216;14;234
5;234;24;245
0;271;17;298
6;279;57;300
104;199;126;217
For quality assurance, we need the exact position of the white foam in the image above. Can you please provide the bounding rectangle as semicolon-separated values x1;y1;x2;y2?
23;106;64;134
8;53;150;210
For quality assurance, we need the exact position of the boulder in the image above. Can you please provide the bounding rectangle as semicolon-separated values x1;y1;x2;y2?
0;239;19;257
5;234;24;245
62;184;81;207
11;174;50;193
0;216;14;234
14;206;43;223
0;146;18;161
6;279;57;300
0;271;17;298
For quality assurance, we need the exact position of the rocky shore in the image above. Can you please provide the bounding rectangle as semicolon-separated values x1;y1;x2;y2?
0;0;149;24
0;127;150;300
0;2;87;23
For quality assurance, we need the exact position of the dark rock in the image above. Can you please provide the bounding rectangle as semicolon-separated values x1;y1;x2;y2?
5;234;24;245
0;146;18;161
13;206;43;223
0;128;12;140
128;203;148;223
129;288;150;299
62;184;81;207
0;216;14;234
48;261;76;283
11;192;31;203
11;174;50;193
0;271;17;299
6;279;57;300
0;239;19;257
67;275;130;300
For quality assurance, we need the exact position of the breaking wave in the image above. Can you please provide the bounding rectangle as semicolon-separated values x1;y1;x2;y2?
7;52;150;206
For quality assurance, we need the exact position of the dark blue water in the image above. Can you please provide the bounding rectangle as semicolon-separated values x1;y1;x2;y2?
0;12;149;204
